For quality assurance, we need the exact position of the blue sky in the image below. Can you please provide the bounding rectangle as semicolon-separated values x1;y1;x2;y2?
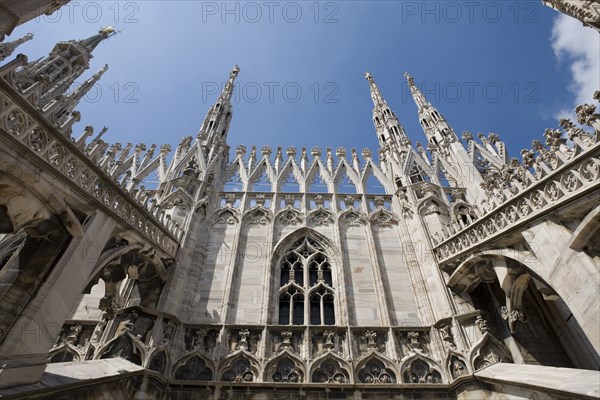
7;1;600;160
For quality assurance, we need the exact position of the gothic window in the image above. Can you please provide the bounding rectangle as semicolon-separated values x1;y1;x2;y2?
409;165;427;184
278;237;335;326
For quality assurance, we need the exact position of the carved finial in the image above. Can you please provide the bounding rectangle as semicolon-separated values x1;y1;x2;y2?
261;145;272;157
462;131;473;141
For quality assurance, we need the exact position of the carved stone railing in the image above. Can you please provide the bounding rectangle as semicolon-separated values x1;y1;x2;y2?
432;93;600;265
0;57;181;256
433;142;600;265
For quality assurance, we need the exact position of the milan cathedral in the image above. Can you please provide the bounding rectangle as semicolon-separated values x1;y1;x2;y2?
0;1;599;399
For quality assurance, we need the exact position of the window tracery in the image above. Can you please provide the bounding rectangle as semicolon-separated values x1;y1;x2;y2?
278;237;335;326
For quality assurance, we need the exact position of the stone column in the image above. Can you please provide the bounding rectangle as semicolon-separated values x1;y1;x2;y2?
0;211;116;388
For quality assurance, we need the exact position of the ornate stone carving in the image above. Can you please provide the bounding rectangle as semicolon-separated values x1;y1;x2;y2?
271;357;303;383
308;208;334;226
475;316;490;335
364;330;379;351
357;359;396;383
403;359;442;383
311;358;349;383
438;324;455;349
221;357;255;382
174;356;213;380
449;356;468;379
500;306;528;334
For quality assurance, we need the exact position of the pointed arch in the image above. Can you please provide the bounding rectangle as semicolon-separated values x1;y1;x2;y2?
223;167;244;192
272;227;339;263
400;354;445;384
417;196;450;216
369;208;399;227
219;352;260;382
306;165;330;193
173;352;214;381
97;333;144;366
310;353;351;383
355;353;398;383
338;208;367;226
334;164;358;194
211;206;240;225
148;349;169;375
275;207;303;226
362;163;388;194
306;207;334;227
469;333;512;372
279;167;300;193
159;188;193;211
264;351;306;383
445;351;470;380
248;160;273;192
243;206;272;225
271;229;340;326
49;345;80;363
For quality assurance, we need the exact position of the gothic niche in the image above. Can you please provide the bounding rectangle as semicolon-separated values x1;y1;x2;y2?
174;355;213;381
357;358;396;383
99;334;142;365
221;356;255;382
311;358;350;383
50;348;76;363
473;342;507;371
403;359;442;384
449;355;468;379
307;208;334;226
269;357;303;383
185;328;217;353
148;351;167;374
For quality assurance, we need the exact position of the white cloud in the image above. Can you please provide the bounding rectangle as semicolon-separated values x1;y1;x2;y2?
550;13;600;118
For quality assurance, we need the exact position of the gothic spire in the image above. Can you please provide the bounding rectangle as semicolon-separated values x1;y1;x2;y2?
198;66;240;149
68;64;109;104
405;72;429;110
219;65;240;105
77;26;117;54
405;72;459;146
0;32;33;62
364;71;410;149
365;70;385;107
13;27;115;104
